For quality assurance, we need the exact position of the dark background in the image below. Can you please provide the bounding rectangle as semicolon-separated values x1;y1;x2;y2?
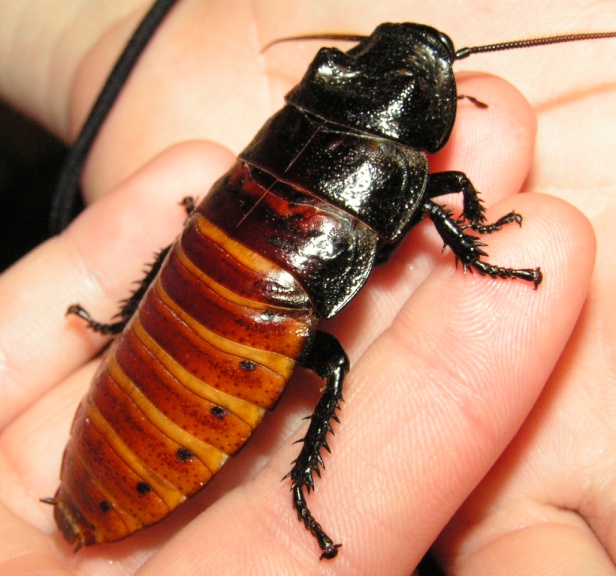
0;100;67;272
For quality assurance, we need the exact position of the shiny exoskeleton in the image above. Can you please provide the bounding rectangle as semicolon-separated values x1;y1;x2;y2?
45;20;616;560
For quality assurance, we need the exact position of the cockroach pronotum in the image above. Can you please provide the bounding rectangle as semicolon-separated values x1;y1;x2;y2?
43;6;616;560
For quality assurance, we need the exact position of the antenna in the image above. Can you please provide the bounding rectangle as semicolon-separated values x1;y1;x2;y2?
262;33;367;52
455;31;616;60
263;29;616;59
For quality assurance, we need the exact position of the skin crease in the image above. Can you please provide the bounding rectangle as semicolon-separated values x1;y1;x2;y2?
0;0;614;574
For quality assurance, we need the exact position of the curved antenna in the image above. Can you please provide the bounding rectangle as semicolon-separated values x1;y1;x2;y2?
456;31;616;60
262;33;367;52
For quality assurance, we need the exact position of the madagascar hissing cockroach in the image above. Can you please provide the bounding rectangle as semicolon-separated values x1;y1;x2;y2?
42;15;616;560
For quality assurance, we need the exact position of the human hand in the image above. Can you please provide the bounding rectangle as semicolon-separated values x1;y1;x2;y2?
0;1;613;574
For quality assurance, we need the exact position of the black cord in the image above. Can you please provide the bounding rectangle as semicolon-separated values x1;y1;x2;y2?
49;0;178;234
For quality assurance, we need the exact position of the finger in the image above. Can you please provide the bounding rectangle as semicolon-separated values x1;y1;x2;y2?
434;211;615;575
0;501;64;574
442;524;616;576
0;369;87;574
0;359;158;574
431;72;537;198
0;142;234;428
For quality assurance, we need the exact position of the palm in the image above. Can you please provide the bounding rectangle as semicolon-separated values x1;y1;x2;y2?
0;1;614;574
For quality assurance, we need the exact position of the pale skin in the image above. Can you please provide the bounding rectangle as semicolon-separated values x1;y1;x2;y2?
0;1;615;574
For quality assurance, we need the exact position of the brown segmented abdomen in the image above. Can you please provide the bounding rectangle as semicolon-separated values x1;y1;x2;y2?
52;179;319;547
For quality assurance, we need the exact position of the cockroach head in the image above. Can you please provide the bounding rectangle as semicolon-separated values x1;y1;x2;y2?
285;23;458;153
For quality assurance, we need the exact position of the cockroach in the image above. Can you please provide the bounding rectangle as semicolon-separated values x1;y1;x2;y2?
43;9;616;560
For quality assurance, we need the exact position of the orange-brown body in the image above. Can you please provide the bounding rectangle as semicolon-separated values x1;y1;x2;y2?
53;163;325;546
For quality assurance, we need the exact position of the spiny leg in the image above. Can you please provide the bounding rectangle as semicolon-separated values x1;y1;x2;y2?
376;170;523;266
68;198;193;335
288;331;349;560
66;245;171;335
426;171;523;233
65;304;125;336
424;199;542;288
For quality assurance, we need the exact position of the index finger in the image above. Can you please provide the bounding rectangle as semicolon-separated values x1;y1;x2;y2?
0;142;234;429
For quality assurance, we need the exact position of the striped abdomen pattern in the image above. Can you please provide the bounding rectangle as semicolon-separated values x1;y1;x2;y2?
52;165;320;546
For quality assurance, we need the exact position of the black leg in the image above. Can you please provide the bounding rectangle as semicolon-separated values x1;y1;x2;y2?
426;171;524;234
288;331;349;559
65;304;126;336
375;170;526;265
457;94;488;109
66;244;172;335
424;199;542;287
179;196;197;216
